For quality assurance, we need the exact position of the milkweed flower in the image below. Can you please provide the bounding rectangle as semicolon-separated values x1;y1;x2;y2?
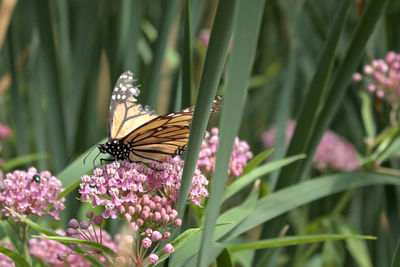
79;157;208;219
263;121;359;172
353;51;400;106
197;128;253;178
116;229;174;266
0;123;11;139
0;167;65;219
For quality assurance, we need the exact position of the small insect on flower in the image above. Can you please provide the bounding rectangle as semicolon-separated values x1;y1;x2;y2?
95;71;222;165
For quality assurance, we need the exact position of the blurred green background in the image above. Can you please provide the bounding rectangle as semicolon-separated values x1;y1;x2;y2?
1;0;400;266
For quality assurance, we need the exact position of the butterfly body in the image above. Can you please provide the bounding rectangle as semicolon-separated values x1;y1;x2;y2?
99;71;221;164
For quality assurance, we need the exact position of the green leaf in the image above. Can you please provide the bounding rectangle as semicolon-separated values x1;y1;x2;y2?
226;234;376;252
337;222;373;267
360;91;376;141
221;172;400;241
223;154;305;202
391;236;400;267
216;248;233;267
32;235;117;258
0;245;30;267
198;0;266;265
170;184;259;265
56;138;107;188
174;0;237;236
276;0;352;189
1;153;47;172
242;149;274;175
57;179;82;200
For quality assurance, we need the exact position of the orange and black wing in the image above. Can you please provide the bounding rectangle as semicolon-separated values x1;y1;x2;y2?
108;71;158;140
121;96;222;163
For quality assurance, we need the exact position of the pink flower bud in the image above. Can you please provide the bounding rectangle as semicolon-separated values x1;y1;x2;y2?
128;205;135;215
161;197;168;206
153;195;161;203
163;243;174;254
151;231;162;241
149;201;156;210
68;219;79;229
148;253;159;264
163;232;171;239
142;237;152;248
141;210;149;219
154;211;161;221
129;222;138;232
352;73;362;82
162;214;170;223
135;204;142;213
145;228;153;237
136;218;144;226
174;218;182;227
118;205;125;214
124;213;132;222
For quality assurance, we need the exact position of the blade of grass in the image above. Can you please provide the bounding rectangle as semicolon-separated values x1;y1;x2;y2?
7;25;29;158
34;0;67;172
276;0;352;190
299;0;390;180
181;0;193;108
142;0;180;108
198;0;265;265
220;172;400;241
174;0;236;235
0;245;30;267
216;249;233;267
122;0;142;71
391;236;400;267
27;27;48;170
227;234;376;252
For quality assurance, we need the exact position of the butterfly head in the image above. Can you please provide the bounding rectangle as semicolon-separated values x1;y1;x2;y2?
98;139;130;161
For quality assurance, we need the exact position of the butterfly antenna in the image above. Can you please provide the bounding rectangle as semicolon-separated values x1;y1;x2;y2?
83;145;99;165
92;151;101;169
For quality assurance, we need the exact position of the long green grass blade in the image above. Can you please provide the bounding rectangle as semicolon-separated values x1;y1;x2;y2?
142;0;180;107
276;0;351;189
198;0;265;265
227;234;376;252
391;236;400;267
0;245;30;267
174;0;236;232
34;0;67;172
181;0;193;108
221;172;400;241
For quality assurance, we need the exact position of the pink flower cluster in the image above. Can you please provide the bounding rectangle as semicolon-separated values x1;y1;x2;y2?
263;121;360;172
79;157;208;219
0;167;65;219
0;123;11;139
197;128;253;177
353;51;400;105
116;227;174;266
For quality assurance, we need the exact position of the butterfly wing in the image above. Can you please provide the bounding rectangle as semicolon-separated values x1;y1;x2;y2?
108;71;158;140
122;96;222;163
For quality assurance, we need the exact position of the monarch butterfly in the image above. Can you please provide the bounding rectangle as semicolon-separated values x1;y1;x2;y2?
97;71;221;164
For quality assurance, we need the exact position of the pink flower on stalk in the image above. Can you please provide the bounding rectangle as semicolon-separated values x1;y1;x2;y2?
79;158;208;219
0;123;11;139
197;128;253;177
353;51;400;106
263;121;360;172
0;167;65;219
